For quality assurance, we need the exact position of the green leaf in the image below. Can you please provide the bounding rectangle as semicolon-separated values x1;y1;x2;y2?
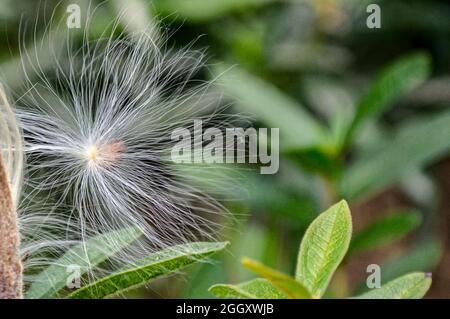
241;258;311;299
349;210;422;256
295;200;352;298
339;109;450;200
25;226;143;299
212;65;324;150
67;242;228;299
344;52;431;146
152;0;274;22
380;239;442;284
209;278;287;299
354;239;442;295
355;272;431;299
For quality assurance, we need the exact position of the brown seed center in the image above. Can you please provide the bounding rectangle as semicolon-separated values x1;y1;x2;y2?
86;140;125;165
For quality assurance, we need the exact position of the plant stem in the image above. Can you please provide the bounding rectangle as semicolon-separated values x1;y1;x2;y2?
322;176;338;207
0;155;22;299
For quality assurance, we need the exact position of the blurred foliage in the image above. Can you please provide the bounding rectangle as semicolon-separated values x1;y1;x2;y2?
1;0;449;298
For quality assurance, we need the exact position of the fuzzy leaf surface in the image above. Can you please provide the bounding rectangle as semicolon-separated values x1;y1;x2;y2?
355;272;431;299
67;242;228;299
25;226;143;299
209;278;287;299
295;200;352;298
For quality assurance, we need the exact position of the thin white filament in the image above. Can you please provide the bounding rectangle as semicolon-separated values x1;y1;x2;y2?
14;6;238;289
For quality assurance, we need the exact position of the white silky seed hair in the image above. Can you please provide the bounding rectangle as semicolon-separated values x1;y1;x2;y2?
13;9;236;289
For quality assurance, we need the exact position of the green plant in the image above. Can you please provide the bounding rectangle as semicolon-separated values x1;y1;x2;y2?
193;51;445;299
26;237;227;299
209;200;431;299
2;0;449;300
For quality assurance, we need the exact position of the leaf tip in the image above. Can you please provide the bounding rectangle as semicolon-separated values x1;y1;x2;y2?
337;199;349;209
208;284;219;293
241;256;253;268
335;199;352;222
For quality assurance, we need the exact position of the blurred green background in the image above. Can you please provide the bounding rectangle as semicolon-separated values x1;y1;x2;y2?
1;0;450;298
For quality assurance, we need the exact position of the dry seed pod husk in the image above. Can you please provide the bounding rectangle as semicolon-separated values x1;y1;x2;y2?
0;84;23;299
0;155;23;299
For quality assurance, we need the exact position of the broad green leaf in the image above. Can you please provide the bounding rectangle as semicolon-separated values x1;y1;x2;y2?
296;200;352;298
355;272;431;299
354;239;442;295
212;65;324;150
152;0;274;22
241;258;311;299
339;109;450;200
25;226;143;299
302;75;355;153
209;278;287;299
67;242;228;299
349;210;421;255
381;239;442;284
344;52;431;146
